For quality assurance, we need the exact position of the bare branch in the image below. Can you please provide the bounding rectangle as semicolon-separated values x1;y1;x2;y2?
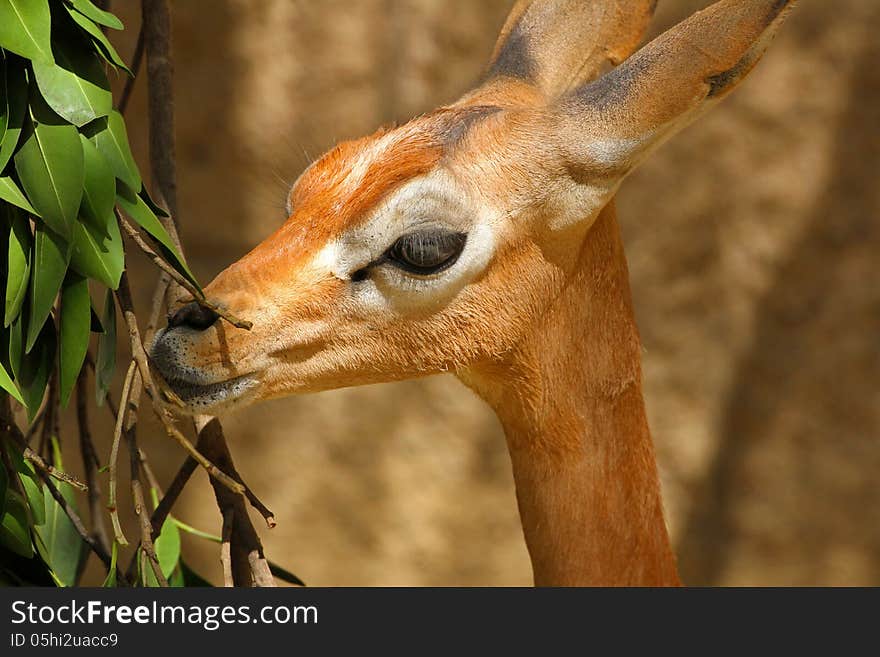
22;403;46;444
244;486;277;530
119;215;252;330
20;445;88;491
141;0;180;240
115;273;166;405
221;509;234;587
153;410;245;496
141;0;273;589
76;368;111;557
196;417;275;587
124;372;168;587
138;448;163;496
108;361;136;546
117;27;145;115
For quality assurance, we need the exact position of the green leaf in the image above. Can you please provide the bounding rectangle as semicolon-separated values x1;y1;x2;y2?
16;313;55;419
171;517;221;543
7;308;22;379
83;111;140;192
268;560;306;587
4;205;30;327
64;6;131;75
0;544;56;585
34;479;85;587
58;272;89;407
0;175;37;214
102;541;118;586
94;288;114;405
0;490;33;558
14;105;84;239
31;38;112;127
69;213;123;288
155;516;181;579
0;357;22;404
4;441;44;525
139;185;170;218
89;303;102;333
0;60;28;173
26;222;69;353
0;0;53;64
0;61;7;152
117;183;200;291
77;134;114;232
69;0;123;31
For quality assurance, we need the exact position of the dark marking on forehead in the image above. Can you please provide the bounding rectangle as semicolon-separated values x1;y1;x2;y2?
485;15;535;83
430;105;503;146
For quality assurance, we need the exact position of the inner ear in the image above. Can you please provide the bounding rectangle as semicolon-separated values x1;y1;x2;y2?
466;0;656;106
554;0;797;185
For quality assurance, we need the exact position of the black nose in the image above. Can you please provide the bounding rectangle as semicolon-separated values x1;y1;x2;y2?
168;302;219;331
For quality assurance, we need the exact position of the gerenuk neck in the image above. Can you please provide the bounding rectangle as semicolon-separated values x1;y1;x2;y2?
462;202;680;586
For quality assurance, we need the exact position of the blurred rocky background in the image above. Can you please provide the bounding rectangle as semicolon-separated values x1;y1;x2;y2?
71;0;879;585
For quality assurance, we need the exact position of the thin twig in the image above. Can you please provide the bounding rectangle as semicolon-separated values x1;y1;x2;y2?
119;265;241;496
221;509;234;587
145;274;172;342
21;445;88;491
119;215;253;330
38;370;58;461
2;404;88;490
124;373;168;587
138;448;163;496
125;454;197;583
22;403;46;444
141;0;273;588
76;368;111;558
40;471;127;584
108;361;136;546
115;272;165;404
117;27;145;115
244;486;276;529
104;390;119;422
152;410;245;496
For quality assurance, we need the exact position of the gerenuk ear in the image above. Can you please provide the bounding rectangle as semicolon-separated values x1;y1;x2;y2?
556;0;796;181
458;0;656;108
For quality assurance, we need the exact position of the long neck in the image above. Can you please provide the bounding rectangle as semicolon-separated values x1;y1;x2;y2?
461;202;679;586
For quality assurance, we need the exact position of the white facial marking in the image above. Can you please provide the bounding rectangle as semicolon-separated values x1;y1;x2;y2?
584;136;648;167
308;168;498;313
314;240;342;278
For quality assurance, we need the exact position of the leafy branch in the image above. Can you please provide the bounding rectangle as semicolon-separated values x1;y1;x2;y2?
0;0;295;588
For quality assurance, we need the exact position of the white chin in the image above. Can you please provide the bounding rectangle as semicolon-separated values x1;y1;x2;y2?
167;376;258;416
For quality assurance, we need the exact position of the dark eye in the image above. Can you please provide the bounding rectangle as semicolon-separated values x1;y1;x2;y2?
386;230;467;275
